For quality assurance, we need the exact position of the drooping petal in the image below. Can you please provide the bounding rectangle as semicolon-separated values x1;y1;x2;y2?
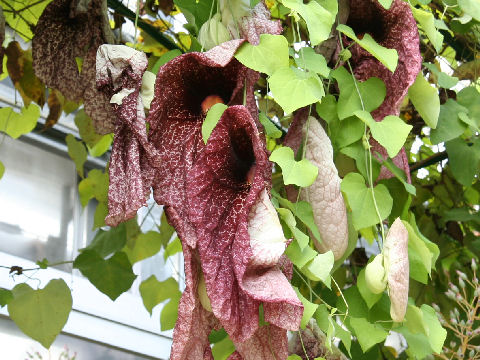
96;45;161;226
170;244;217;360
384;218;409;322
238;3;283;45
32;0;115;134
231;324;289;359
344;0;422;181
185;106;302;342
284;111;349;261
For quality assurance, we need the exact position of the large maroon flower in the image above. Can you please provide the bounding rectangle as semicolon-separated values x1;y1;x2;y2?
96;45;161;226
33;0;115;134
147;41;302;358
344;0;422;181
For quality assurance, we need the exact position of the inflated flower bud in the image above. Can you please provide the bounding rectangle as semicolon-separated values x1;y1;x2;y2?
365;254;387;294
384;218;409;322
300;117;349;260
220;0;250;38
198;13;232;50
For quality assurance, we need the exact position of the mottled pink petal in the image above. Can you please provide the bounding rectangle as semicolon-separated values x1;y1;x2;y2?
96;45;161;226
239;3;283;45
231;324;289;359
185;106;302;342
344;0;422;181
170;244;217;360
32;0;115;134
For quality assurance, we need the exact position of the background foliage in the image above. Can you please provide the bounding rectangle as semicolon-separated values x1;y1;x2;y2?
0;0;479;358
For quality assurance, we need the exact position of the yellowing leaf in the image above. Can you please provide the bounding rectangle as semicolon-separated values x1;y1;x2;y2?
0;104;40;139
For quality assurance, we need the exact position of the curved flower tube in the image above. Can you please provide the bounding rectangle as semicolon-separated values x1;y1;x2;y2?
343;0;422;181
33;0;115;134
96;45;162;226
146;41;302;358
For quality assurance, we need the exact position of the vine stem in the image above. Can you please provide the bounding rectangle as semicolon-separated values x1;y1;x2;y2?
337;31;386;244
133;0;141;48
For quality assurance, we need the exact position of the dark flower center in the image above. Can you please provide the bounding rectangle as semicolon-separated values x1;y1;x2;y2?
347;0;387;43
229;127;255;185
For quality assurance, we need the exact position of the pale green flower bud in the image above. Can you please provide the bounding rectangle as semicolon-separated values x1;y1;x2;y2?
365;254;387;294
198;13;232;50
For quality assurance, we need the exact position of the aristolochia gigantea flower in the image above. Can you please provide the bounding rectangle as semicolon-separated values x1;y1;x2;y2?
146;42;302;359
33;0;115;134
344;0;422;181
96;45;162;227
284;112;349;261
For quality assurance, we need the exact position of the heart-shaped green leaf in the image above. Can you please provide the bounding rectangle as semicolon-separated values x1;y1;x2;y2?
8;279;72;348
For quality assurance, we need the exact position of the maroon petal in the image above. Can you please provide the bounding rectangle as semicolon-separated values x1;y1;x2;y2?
96;45;161;226
170;244;217;360
231;324;289;359
239;3;283;45
148;40;257;248
32;0;115;134
185;106;302;342
344;0;421;181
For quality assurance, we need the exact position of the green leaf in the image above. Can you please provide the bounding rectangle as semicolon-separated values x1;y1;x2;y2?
83;223;127;258
0;104;40;139
377;156;416;195
0;288;13;307
336;25;398;72
408;73;440;129
457;87;480;128
294;287;319;329
234;34;289;76
8;279;72;349
287;355;303;360
403;221;433;284
332;67;386;119
273;192;322;241
357;269;383;309
378;0;393;9
405;303;428;335
316;95;338;125
164;236;183;260
65;134;87;178
446;137;480;186
282;0;336;45
397;326;434;359
160;293;181;331
74;109;110;149
158;212;176;247
269;146;318;187
276;207;309;249
0;161;4;180
202;103;228;144
269;67;325;114
173;0;214;29
151;50;182;74
340;173;393;230
355;111;412;158
332;116;364;149
3;0;52;41
421;304;447;353
334;322;352;356
139;276;181;314
78;169;109;207
302;251;334;288
410;6;444;53
430;100;468;144
423;63;459;89
458;0;480;21
259;112;282;139
350;317;388;352
211;334;236;360
295;47;330;77
124;231;164;264
285;239;317;268
73;250;136;300
340;141;381;181
93;202;108;229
